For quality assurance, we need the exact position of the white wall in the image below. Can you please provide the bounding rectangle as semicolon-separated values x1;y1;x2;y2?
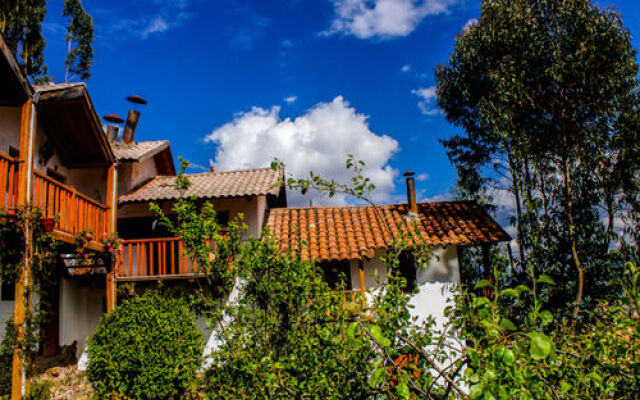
59;278;105;359
0;106;21;155
118;158;158;197
348;246;460;324
33;123;108;203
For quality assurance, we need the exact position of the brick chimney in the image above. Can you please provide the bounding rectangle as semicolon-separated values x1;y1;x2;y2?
209;159;215;173
404;171;418;219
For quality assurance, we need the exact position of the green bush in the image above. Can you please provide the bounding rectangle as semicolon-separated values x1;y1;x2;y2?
87;292;202;400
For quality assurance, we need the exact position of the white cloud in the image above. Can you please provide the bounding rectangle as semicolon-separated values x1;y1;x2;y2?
463;18;478;31
416;173;429;181
283;96;298;104
323;0;458;39
401;64;411;72
205;96;400;206
411;86;441;116
141;17;169;39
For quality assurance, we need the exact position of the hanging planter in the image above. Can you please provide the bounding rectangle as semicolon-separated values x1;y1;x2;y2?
41;217;56;232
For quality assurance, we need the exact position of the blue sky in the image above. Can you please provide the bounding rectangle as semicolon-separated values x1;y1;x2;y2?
40;0;640;206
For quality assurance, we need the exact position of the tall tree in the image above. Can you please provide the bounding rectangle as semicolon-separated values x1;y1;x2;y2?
63;0;94;82
436;0;640;316
0;0;48;79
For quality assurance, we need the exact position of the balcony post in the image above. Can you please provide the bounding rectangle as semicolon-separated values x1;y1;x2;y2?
105;163;118;312
12;98;36;400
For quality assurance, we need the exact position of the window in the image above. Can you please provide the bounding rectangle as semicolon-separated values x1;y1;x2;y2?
8;146;19;158
216;211;230;227
0;276;15;301
398;251;417;293
46;168;66;184
319;260;352;290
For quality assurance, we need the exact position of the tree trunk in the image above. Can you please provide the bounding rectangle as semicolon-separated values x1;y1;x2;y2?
507;149;526;267
562;149;584;317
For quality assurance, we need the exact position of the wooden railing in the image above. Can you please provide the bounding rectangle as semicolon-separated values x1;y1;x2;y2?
0;151;19;213
32;170;109;236
119;237;206;280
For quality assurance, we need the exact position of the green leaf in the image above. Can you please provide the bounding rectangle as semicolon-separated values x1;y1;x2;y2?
537;274;555;285
470;383;484;399
474;279;492;289
500;288;519;298
539;310;553;327
396;382;410;399
515;285;531;294
502;348;515;366
499;318;517;331
369;367;385;388
529;332;552;360
346;322;357;342
369;325;391;347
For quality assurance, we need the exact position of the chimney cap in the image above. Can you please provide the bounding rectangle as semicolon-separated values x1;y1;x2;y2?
103;113;125;124
403;171;415;177
126;95;147;105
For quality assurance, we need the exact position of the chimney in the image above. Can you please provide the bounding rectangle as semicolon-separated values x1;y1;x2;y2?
404;171;418;217
122;109;140;144
103;113;124;144
121;95;147;144
209;159;215;173
106;126;119;144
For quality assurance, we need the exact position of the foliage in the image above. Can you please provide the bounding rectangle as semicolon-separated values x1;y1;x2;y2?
150;157;246;301
454;258;639;400
0;0;48;79
204;237;373;399
86;292;202;400
0;207;58;398
63;0;94;82
28;379;53;400
436;0;640;316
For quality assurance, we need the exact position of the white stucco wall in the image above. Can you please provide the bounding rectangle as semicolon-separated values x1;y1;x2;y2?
59;278;105;359
33;124;108;203
118;158;158;197
0;106;21;155
348;246;460;324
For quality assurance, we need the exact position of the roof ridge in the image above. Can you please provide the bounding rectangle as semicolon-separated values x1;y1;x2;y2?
271;200;471;211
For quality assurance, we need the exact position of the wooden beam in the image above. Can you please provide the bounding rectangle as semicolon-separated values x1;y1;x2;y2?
12;99;36;400
106;164;118;313
0;35;32;101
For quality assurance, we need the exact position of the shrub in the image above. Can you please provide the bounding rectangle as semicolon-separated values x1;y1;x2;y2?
87;292;202;400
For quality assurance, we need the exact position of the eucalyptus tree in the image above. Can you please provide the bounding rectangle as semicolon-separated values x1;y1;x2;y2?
436;0;640;316
0;0;48;79
63;0;94;82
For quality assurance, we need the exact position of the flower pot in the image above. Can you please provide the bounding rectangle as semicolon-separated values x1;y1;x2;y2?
41;218;55;232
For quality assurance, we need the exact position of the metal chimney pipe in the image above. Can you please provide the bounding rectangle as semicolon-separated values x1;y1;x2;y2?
404;171;418;215
121;109;140;144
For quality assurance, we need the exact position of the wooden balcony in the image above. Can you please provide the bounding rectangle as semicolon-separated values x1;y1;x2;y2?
118;237;205;281
32;170;110;248
0;151;18;213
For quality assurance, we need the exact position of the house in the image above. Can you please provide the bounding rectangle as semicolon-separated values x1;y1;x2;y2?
0;34;117;398
264;173;510;324
1;29;509;398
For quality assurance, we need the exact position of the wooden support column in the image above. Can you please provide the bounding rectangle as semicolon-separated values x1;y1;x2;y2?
105;163;118;312
12;99;36;400
358;260;366;307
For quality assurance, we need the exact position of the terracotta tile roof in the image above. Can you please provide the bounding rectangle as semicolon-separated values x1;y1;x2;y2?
265;201;510;262
112;140;170;162
119;167;283;203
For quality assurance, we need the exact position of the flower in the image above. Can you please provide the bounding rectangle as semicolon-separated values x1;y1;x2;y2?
83;253;89;259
